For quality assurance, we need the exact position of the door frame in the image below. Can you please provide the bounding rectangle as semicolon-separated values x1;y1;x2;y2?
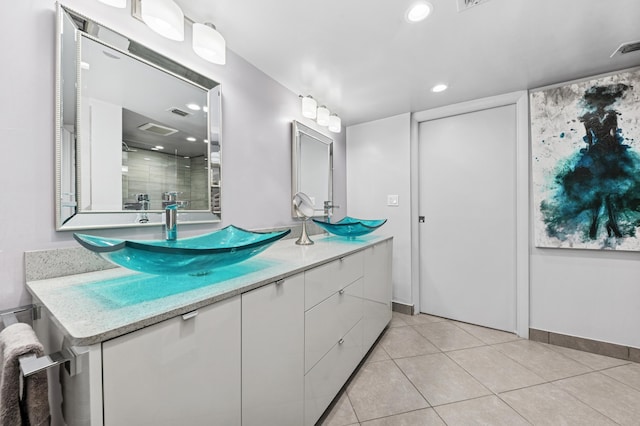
410;91;530;338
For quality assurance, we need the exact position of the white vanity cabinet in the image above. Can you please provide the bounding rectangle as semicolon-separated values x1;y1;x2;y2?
241;274;305;426
101;296;241;426
29;236;393;426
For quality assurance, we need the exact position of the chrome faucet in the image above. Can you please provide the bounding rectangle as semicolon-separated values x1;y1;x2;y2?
137;193;150;223
164;192;180;241
323;200;340;222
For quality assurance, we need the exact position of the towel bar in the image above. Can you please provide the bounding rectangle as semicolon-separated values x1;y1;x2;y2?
1;304;78;377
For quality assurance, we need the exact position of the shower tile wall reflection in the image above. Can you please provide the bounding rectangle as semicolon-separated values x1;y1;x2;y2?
122;150;208;210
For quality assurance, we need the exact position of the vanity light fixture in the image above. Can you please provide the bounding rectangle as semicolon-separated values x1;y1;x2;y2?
328;114;342;133
300;94;342;132
193;23;226;65
301;95;318;119
132;0;226;65
431;83;448;92
316;105;330;126
406;1;433;22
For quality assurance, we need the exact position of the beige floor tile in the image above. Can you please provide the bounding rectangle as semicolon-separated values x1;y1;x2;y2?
500;382;617;425
390;312;410;327
555;372;640;425
546;344;630;370
320;392;359;426
450;321;520;345
434;395;529;425
395;353;491;406
412;322;484;352
361;408;445;426
379;326;440;359
447;346;545;393
364;343;391;363
403;314;448;325
601;363;640;391
493;340;591;381
346;360;429;422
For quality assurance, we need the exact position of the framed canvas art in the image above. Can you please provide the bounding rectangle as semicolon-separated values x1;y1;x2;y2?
531;68;640;250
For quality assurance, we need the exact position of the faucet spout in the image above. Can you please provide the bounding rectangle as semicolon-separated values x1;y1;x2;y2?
165;204;178;241
323;200;340;222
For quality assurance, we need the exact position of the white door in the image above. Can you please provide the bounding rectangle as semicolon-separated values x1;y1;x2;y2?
418;105;517;332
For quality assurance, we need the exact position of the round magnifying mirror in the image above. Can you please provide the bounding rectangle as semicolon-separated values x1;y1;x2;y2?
293;192;315;245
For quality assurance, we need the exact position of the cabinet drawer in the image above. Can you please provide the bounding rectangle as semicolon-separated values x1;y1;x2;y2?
305;252;364;310
304;320;363;426
305;278;363;372
363;299;391;352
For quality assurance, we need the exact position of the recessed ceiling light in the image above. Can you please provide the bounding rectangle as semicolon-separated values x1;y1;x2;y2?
203;106;209;113
406;1;433;22
155;145;164;149
432;83;448;93
204;139;209;143
186;103;201;111
186;136;197;142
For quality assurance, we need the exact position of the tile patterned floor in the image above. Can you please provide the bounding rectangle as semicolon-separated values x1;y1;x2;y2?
318;312;640;425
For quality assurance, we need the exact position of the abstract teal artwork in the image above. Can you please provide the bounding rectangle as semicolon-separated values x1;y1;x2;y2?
531;69;640;250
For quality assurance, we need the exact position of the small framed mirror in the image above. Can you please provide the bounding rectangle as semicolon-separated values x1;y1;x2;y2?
291;121;333;218
55;4;222;230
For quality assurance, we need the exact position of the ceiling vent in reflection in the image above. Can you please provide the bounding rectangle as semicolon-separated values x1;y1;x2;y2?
456;0;491;12
137;122;178;136
610;40;640;57
168;107;191;117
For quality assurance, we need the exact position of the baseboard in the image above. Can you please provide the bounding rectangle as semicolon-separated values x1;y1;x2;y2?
529;328;639;363
392;302;414;315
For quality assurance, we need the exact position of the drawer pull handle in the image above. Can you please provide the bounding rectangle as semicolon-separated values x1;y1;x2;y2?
338;289;345;295
338;338;345;345
275;279;284;286
182;310;199;321
339;257;345;262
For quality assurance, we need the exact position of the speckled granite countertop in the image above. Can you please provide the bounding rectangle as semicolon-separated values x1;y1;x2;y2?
26;234;392;346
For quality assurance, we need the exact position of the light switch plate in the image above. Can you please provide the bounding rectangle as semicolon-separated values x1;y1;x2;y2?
387;195;399;206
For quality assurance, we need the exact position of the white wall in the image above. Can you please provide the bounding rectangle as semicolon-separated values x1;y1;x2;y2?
0;0;346;310
349;102;640;349
346;114;412;305
531;246;640;348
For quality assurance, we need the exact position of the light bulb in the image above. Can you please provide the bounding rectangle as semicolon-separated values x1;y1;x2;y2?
316;105;330;126
193;23;226;65
141;0;184;41
301;95;317;119
328;114;341;133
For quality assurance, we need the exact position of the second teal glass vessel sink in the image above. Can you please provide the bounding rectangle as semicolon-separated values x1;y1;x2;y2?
74;226;291;276
313;216;387;238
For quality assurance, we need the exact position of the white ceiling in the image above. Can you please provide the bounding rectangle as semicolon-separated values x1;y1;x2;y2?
179;0;640;126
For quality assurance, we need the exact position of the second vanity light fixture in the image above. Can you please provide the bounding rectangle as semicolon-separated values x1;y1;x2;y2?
124;0;226;64
300;95;341;133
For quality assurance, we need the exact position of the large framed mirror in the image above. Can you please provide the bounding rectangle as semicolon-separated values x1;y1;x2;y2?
56;4;222;230
291;121;333;218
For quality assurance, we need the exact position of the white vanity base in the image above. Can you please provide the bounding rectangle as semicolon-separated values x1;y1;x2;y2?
28;235;393;425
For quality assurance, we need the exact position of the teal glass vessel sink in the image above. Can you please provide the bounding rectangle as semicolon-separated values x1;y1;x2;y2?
74;226;291;276
312;216;387;238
